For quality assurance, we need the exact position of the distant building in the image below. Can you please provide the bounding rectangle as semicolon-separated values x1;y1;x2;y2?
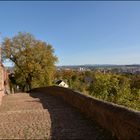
78;67;85;71
55;80;69;88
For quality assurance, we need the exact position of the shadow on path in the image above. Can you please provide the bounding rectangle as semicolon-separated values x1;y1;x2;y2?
29;88;116;140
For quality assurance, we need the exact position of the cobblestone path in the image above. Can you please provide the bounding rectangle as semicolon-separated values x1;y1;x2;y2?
0;93;114;139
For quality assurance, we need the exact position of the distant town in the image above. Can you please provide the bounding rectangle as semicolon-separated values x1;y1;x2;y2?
57;64;140;74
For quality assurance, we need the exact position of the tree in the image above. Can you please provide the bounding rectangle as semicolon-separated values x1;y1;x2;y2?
2;32;58;91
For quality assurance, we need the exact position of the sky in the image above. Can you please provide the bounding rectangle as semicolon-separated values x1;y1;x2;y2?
0;1;140;66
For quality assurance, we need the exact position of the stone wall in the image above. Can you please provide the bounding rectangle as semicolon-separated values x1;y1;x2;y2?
31;86;140;140
0;62;9;94
0;63;8;105
0;91;4;106
0;64;4;93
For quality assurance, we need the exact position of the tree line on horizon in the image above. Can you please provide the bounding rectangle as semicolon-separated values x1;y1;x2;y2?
55;70;140;111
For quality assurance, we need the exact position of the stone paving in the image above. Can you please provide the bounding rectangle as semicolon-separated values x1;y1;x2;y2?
0;92;115;139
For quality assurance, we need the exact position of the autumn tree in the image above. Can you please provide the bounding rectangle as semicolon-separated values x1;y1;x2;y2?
2;32;58;91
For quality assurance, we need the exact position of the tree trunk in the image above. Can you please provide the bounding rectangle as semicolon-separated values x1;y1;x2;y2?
26;73;32;91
